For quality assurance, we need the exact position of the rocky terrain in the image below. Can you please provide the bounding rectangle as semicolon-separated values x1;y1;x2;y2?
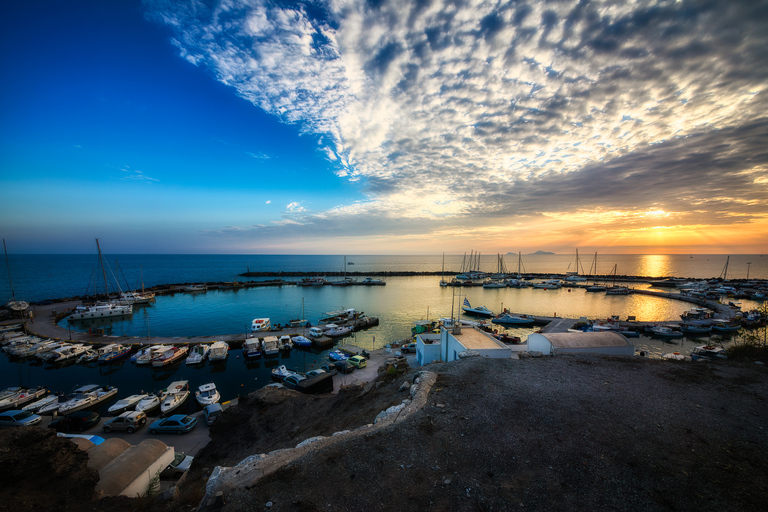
1;355;767;512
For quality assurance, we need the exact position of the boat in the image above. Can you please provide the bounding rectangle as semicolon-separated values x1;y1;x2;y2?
461;298;494;318
22;394;58;413
0;387;23;402
492;313;535;326
680;322;711;335
271;365;300;382
184;284;207;293
242;338;262;359
494;333;522;344
135;394;161;414
186;344;210;365
297;277;326;286
605;286;630;295
47;344;88;363
663;352;686;361
691;345;727;361
151;345;188;366
208;341;229;361
262;336;280;355
70;301;133;321
133;344;167;364
482;281;507;288
97;343;132;364
58;385;118;415
439;253;448;287
195;383;220;406
279;335;293;351
108;393;152;415
328;349;349;362
292;335;312;347
160;381;190;415
250;318;271;332
77;348;99;363
361;277;385;285
0;387;47;412
710;320;740;333
531;280;561;290
325;326;353;338
648;326;684;338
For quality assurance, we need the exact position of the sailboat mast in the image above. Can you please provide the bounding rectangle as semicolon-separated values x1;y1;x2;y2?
96;238;109;298
3;239;16;301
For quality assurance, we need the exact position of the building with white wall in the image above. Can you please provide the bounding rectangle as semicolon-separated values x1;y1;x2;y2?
526;331;634;356
415;326;512;365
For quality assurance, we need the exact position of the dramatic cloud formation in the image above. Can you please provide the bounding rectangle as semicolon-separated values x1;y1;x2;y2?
146;0;768;252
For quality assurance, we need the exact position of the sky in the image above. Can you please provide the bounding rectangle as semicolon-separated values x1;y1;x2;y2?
1;0;767;255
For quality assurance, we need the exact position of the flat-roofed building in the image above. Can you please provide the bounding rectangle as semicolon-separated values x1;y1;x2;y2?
415;326;512;365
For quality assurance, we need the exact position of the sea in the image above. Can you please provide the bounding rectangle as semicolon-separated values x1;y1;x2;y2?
1;253;765;416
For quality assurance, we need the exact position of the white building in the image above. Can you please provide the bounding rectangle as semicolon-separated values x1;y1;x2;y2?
526;331;634;356
415;326;512;365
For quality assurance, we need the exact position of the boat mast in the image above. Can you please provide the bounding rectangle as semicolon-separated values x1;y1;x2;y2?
96;238;109;298
3;239;17;302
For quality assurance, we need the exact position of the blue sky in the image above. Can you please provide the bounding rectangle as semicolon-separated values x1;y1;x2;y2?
2;0;768;254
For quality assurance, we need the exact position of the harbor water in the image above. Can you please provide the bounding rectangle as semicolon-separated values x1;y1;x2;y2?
1;253;765;417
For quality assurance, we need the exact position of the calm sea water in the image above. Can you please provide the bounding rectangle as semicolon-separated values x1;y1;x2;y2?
1;253;764;413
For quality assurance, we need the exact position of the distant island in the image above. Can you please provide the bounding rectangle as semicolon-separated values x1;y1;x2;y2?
507;250;556;255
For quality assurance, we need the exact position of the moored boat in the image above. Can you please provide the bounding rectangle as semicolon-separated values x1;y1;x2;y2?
0;387;47;412
325;326;353;338
242;338;262;359
250;318;271;332
271;365;300;382
97;343;132;364
133;344;166;364
461;299;494;318
108;393;151;415
492;313;535;326
208;341;229;361
648;326;683;338
135;394;161;414
22;394;58;413
57;385;118;415
292;335;312;347
186;344;210;365
262;336;280;355
160;381;190;415
151;345;188;367
195;383;220;406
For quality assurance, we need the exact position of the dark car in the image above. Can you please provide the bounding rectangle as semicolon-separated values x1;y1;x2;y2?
401;343;417;353
319;364;338;377
48;411;101;432
149;414;197;435
334;361;355;374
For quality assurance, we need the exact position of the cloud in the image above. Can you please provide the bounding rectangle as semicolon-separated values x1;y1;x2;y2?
266;200;271;204
246;151;271;159
120;166;159;183
146;0;768;248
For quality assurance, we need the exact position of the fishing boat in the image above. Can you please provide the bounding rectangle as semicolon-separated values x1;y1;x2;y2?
262;336;280;355
57;385;118;415
160;381;190;415
186;344;210;365
292;335;312;347
648;326;683;338
325;326;353;338
195;383;220;406
691;345;727;361
242;338;262;359
208;341;229;361
279;335;293;351
271;365;300;382
710;320;740;333
97;343;132;364
328;349;349;362
77;348;99;363
461;298;494;318
135;394;161;414
133;344;166;364
108;393;152;415
47;344;89;363
151;345;188;366
492;313;535;326
680;322;711;335
250;318;271;332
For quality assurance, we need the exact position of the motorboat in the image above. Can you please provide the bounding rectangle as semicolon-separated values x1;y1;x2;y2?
58;385;118;415
186;344;210;365
710;320;740;333
195;383;220;406
605;286;630;295
531;280;561;290
119;290;156;304
208;341;229;361
97;343;132;364
242;338;262;359
151;346;188;366
691;345;727;361
11;339;56;358
292;335;312;347
133;344;166;364
262;336;280;355
482;281;507;288
325;326;353;338
184;284;207;293
361;277;385;285
250;318;271;332
492;313;535;326
663;352;686;361
279;335;293;351
297;277;326;286
328;349;349;362
0;387;47;412
271;365;300;382
135;394;161;414
77;349;99;363
160;381;190;415
46;344;88;363
108;393;152;415
648;326;683;338
680;322;711;335
69;301;133;321
22;394;58;413
461;299;494;318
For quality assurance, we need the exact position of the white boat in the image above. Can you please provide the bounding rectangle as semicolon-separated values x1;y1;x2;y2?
151;345;188;366
22;394;58;413
184;284;207;293
70;301;133;320
46;344;88;363
325;326;353;338
663;352;686;361
242;338;262;359
208;341;229;361
691;345;727;361
361;277;385;285
271;365;300;382
262;336;280;355
0;387;47;411
133;344;166;364
119;290;156;305
58;385;118;415
292;335;312;347
97;343;132;363
461;299;494;318
77;348;100;363
279;335;293;351
108;393;151;415
532;280;561;290
648;326;683;338
186;344;210;365
135;394;161;414
482;281;507;288
250;318;271;332
195;383;220;406
160;381;190;415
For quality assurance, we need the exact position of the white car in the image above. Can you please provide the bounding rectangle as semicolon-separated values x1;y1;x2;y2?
160;451;194;479
0;409;42;427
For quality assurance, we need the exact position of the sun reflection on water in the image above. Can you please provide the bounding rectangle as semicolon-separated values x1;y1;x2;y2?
637;254;672;277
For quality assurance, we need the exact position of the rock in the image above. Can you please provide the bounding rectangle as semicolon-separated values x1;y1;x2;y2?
399;380;410;392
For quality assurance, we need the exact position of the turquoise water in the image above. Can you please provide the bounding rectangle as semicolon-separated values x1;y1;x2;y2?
1;254;763;413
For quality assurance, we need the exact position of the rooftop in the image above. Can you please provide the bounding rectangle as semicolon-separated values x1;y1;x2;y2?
451;327;506;350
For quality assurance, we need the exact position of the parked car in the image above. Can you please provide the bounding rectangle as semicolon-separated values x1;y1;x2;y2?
348;355;367;368
320;364;338;376
102;411;147;433
149;414;197;435
0;409;42;427
334;361;355;374
306;369;326;378
400;343;417;353
160;451;194;479
49;411;101;432
204;403;222;426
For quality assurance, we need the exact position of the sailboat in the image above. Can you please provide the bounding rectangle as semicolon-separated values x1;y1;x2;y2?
439;253;448;287
330;256;355;286
3;240;29;315
605;264;630;295
120;265;156;304
585;253;606;292
69;239;133;321
564;249;586;282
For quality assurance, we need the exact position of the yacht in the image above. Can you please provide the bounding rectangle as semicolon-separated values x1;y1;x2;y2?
195;383;220;406
69;302;133;321
57;385;118;415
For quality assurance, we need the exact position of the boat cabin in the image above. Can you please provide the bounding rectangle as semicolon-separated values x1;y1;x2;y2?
251;318;271;332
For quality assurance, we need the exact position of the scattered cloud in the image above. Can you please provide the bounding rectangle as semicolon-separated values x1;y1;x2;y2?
246;151;270;159
120;166;159;183
266;200;271;204
146;0;768;249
